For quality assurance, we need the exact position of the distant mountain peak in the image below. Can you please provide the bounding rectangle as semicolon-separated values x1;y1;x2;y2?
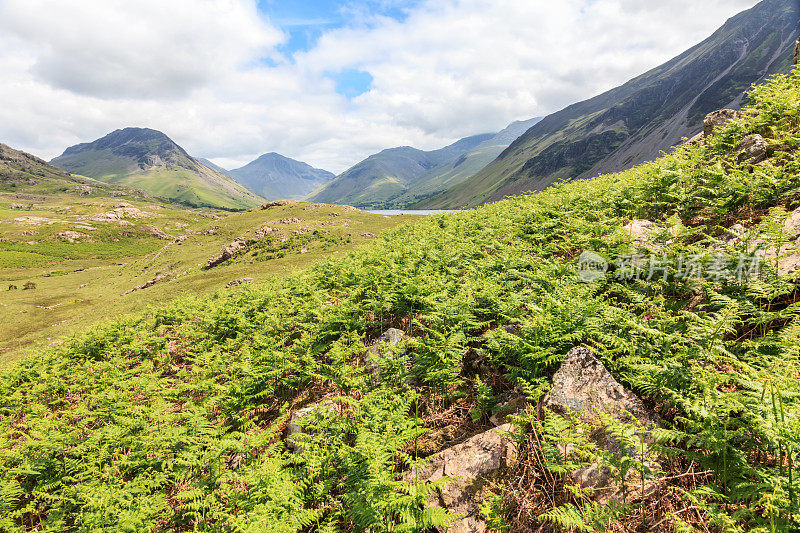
228;152;334;201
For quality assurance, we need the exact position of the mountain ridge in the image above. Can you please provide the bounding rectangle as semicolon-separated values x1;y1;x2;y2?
419;0;799;208
50;128;263;210
309;118;541;208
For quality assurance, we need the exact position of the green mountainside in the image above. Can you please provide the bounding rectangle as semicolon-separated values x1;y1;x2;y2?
311;118;542;209
310;133;494;208
50;128;264;210
0;193;414;363
1;68;800;531
421;0;799;208
228;152;334;201
393;117;542;207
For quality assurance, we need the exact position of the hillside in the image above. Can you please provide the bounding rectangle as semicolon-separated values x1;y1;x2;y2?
228;152;334;201
0;142;155;203
1;69;799;531
0;197;418;364
422;0;799;208
309;133;495;208
50;128;264;210
392;117;542;207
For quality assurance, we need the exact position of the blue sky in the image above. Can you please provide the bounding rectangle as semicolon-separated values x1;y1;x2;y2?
257;0;417;97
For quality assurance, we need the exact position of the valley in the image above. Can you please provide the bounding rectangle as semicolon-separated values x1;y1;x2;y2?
0;0;799;530
0;145;421;363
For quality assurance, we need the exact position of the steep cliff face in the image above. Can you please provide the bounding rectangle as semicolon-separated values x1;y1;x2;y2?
421;0;799;208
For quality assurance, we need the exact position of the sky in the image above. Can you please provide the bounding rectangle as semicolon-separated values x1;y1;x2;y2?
0;0;759;174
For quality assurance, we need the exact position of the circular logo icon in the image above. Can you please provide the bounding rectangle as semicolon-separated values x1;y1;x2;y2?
577;251;608;282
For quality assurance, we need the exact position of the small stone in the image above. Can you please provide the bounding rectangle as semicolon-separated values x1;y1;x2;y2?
367;328;410;380
736;134;768;164
286;400;338;453
489;393;526;427
623;219;665;250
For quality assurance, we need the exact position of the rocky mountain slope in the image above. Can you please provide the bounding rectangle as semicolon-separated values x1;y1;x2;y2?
50;128;264;210
421;0;799;208
228;152;334;201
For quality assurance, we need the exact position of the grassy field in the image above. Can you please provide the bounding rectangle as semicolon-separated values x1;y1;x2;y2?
0;198;419;365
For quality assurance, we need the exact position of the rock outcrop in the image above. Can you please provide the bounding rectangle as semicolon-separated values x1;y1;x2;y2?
57;231;90;243
145;225;172;240
122;272;173;295
703;109;742;138
762;208;800;276
225;277;254;288
408;424;517;533
542;346;660;503
206;239;248;269
259;200;292;209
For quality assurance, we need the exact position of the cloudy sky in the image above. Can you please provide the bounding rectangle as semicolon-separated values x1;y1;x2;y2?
0;0;758;173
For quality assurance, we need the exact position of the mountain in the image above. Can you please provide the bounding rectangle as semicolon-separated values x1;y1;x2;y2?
228;153;334;201
392;117;542;206
309;133;501;208
195;157;231;175
50;128;264;210
420;0;799;208
0;142;154;201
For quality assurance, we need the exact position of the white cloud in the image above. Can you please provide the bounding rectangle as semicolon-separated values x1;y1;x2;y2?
0;0;282;98
0;0;760;174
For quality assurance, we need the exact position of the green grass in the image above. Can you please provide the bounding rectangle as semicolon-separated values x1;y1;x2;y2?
0;72;799;531
109;169;261;210
0;200;416;366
